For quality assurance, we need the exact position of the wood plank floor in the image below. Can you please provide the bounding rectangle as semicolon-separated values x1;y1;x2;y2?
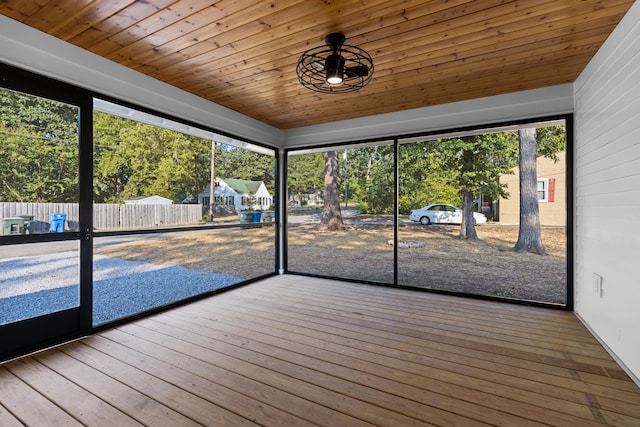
1;275;639;426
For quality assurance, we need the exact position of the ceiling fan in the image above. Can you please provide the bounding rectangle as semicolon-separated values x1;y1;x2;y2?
296;32;374;94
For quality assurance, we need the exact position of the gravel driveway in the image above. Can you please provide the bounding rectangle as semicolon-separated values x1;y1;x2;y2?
0;251;242;326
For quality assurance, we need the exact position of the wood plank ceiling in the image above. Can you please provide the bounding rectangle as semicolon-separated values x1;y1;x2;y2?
0;1;634;130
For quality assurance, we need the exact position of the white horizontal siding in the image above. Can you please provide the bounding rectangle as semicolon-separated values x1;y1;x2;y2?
574;2;640;382
577;101;640;159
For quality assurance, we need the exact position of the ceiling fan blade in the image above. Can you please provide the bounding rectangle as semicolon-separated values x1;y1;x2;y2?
345;65;369;78
309;60;325;70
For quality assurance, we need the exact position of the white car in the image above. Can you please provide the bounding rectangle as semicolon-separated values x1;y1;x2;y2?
409;203;487;225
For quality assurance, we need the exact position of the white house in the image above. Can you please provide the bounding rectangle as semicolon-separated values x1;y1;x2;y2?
198;178;272;211
124;195;173;205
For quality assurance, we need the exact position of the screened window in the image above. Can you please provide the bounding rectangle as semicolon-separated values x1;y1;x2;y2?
92;99;277;326
287;118;569;307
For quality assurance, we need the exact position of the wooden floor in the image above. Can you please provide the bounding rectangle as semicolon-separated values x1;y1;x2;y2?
1;276;640;426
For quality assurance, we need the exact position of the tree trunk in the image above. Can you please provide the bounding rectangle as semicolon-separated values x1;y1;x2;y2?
459;188;479;240
319;150;346;230
208;140;215;222
459;147;479;240
514;128;547;255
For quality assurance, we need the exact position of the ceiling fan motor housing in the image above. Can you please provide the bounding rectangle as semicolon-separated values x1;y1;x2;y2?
325;32;346;50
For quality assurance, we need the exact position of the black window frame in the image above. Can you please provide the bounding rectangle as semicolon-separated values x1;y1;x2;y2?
284;114;574;311
0;62;280;361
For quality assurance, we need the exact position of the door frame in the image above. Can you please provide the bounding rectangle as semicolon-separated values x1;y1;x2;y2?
0;63;93;361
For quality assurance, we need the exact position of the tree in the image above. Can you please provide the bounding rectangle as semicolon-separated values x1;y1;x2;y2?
427;134;517;240
93;112;213;203
398;141;460;214
459;146;480;240
287;151;324;206
513;128;546;255
94;113;278;207
0;89;79;202
512;125;565;254
214;143;275;192
1;89;277;207
345;146;395;214
319;150;346;230
535;125;566;161
513;128;547;254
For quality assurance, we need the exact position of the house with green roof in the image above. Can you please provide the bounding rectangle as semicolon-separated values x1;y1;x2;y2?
197;178;272;212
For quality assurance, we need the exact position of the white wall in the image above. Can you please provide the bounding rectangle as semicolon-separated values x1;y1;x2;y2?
574;2;640;382
0;15;282;147
282;84;573;147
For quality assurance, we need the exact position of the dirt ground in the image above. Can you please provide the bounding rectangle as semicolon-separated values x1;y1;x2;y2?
96;226;278;280
288;222;567;305
96;222;567;306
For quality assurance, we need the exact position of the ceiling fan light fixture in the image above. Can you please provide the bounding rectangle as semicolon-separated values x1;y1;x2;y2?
296;32;373;94
325;53;345;84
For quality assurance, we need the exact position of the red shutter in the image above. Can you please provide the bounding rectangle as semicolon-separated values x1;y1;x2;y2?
548;179;555;203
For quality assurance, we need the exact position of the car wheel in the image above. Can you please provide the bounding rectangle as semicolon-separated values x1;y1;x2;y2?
420;216;431;225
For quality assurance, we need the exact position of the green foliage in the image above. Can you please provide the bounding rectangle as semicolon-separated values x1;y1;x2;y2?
536;126;566;162
215;143;275;192
395;126;564;216
0;89;79;202
93;112;212;203
93;114;275;204
427;133;518;202
310;126;566;217
354;200;370;214
287;152;324;202
344;145;395;214
1;89;276;205
398;141;462;214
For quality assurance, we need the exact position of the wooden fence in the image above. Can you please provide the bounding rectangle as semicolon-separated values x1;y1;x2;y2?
1;203;203;233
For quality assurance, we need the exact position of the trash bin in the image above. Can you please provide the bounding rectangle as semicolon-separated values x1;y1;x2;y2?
262;211;274;222
252;212;262;222
2;217;24;235
16;214;34;234
238;211;253;223
49;213;67;233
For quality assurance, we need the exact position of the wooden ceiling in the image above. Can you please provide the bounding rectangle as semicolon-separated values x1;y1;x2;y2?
0;1;634;130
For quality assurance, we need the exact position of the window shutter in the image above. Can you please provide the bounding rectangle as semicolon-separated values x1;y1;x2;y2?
548;178;556;203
